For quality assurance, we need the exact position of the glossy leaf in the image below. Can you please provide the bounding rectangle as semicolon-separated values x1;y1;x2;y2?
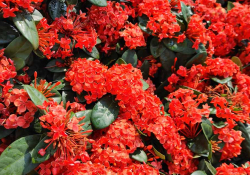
140;60;150;79
0;135;41;175
4;36;33;71
191;170;207;175
0;126;14;139
88;0;107;7
237;122;250;159
181;2;191;23
130;149;147;163
210;77;232;84
227;1;234;11
212;121;227;128
189;133;209;154
32;136;57;163
138;15;152;34
122;49;138;67
0;21;19;44
50;89;62;103
91;95;119;130
141;79;149;90
205;161;216;175
83;46;99;59
13;12;39;50
201;123;213;141
160;48;176;72
163;38;187;52
46;59;68;72
150;37;166;58
31;10;43;22
231;56;242;70
75;110;93;136
185;43;207;68
23;85;48;107
116;58;127;65
48;0;67;20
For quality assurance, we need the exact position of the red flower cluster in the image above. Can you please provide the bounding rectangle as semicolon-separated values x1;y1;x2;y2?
0;49;16;84
138;0;180;40
1;89;37;129
119;23;146;50
38;100;92;161
216;162;250;175
88;1;130;53
37;10;97;59
0;0;43;18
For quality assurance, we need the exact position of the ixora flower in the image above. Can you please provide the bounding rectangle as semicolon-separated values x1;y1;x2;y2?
37;101;93;161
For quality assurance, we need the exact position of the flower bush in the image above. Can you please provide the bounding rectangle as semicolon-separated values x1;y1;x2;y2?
1;0;250;174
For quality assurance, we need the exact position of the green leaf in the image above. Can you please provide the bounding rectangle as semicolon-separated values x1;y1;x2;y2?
189;133;209;154
185;43;207;68
159;48;176;72
153;146;165;160
150;37;166;58
91;95;120;130
181;2;191;23
237;122;250;159
231;56;242;70
0;135;41;175
212;121;227;128
83;46;99;59
116;58;127;65
75;110;93;136
31;10;43;22
140;60;150;79
141;79;149;90
210;77;232;84
45;59;68;72
0;126;14;139
48;0;67;20
130;149;147;163
122;49;138;67
62;90;75;106
201;123;213;141
13;12;39;50
32;136;57;163
50;89;62;103
191;170;207;175
88;0;107;7
4;36;33;70
163;38;187;52
138;15;152;35
227;1;234;11
180;86;202;95
23;85;48;107
205;161;217;175
180;39;196;54
0;21;19;44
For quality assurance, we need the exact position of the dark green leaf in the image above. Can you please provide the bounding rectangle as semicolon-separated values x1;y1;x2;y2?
116;58;127;65
191;170;207;175
141;79;149;90
205;161;216;175
13;12;39;50
23;85;48;107
31;10;43;22
212;121;227;128
150;37;166;58
181;2;191;23
185;44;207;68
32;136;57;163
138;15;152;34
210;135;225;151
130;149;147;163
66;0;78;5
231;56;242;70
122;49;138;67
50;89;62;103
163;38;187;52
0;21;19;44
211;77;232;84
237;122;250;159
75;110;93;136
4;36;33;71
159;48;176;72
227;1;234;11
0;135;41;175
201;123;213;141
83;46;99;59
88;0;107;7
0;126;14;139
46;59;68;72
91;95;119;130
140;60;150;79
189;133;209;154
48;0;67;20
62;90;75;106
180;39;196;54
